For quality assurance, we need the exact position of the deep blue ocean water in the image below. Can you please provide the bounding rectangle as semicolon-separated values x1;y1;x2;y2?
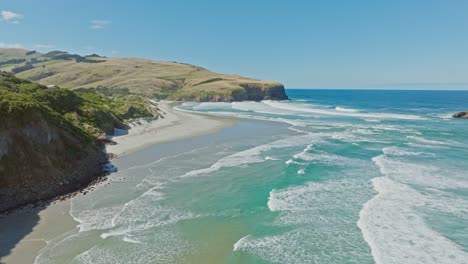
35;89;468;264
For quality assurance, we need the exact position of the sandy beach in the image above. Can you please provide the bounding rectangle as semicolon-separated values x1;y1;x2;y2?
0;101;236;264
107;101;237;157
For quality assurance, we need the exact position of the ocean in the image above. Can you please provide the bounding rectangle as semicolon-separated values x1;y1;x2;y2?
34;89;468;264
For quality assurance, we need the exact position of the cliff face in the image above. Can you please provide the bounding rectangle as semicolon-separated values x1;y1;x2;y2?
0;106;107;212
169;82;288;102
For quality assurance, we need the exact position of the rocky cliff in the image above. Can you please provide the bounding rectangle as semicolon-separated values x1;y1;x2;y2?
170;82;288;102
453;112;468;118
0;114;107;212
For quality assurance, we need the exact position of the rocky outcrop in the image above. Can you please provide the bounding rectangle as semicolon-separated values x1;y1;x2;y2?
453;112;468;118
239;83;288;101
0;110;108;212
171;82;288;102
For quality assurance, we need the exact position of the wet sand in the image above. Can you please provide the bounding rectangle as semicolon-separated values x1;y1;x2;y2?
107;101;237;157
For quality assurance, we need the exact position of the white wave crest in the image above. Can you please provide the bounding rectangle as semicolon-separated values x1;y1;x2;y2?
372;154;468;189
263;100;425;120
358;151;468;264
182;135;321;177
335;106;359;113
406;136;451;146
358;177;468;264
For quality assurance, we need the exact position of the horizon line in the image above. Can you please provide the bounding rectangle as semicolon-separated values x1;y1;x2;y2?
286;87;468;91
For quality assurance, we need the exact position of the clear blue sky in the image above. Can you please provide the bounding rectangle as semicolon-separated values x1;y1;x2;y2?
1;0;468;89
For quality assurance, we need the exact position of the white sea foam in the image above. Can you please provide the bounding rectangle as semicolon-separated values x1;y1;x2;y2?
35;95;468;263
234;228;372;263
101;206;195;240
351;128;376;135
292;151;313;161
358;177;468;264
100;187;195;240
126;146;209;172
122;236;143;244
34;230;84;264
288;126;312;134
232;101;290;115
292;144;314;161
192;102;232;111
433;112;456;120
372;154;468;189
267;179;368;214
233;235;251;251
406;142;449;149
290;142;364;166
241;178;373;263
285;159;305;165
275;118;309;127
263;100;425;120
330;131;389;144
358;150;468;264
382;146;432;157
67;228;192;264
232;231;317;264
70;204;124;232
182;103;312;128
182;134;322;177
364;118;382;122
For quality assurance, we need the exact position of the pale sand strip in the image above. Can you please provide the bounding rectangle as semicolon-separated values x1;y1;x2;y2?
0;101;236;264
106;101;237;157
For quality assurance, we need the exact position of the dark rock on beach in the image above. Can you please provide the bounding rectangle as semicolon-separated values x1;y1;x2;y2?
453;112;468;118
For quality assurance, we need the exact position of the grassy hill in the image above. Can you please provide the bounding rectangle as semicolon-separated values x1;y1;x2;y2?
0;72;160;211
0;48;287;101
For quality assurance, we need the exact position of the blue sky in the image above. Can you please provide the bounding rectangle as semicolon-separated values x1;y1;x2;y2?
1;0;468;89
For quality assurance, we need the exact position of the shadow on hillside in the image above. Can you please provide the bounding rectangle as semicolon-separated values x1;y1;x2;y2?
0;204;45;263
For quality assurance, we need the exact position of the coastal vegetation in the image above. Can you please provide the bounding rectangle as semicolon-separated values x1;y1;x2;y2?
0;72;158;137
0;72;158;212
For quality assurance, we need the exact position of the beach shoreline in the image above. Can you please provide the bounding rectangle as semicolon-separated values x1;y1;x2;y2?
106;101;237;158
0;101;237;264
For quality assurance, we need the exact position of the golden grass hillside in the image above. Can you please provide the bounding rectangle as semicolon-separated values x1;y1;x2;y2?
0;49;287;101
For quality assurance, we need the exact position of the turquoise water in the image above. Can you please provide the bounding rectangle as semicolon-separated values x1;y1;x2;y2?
36;90;468;264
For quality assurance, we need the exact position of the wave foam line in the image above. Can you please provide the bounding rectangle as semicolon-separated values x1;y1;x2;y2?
177;103;311;128
358;177;468;264
335;106;359;113
181;134;321;178
358;152;468;264
263;100;425;120
382;146;432;157
406;135;451;146
231;101;291;115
